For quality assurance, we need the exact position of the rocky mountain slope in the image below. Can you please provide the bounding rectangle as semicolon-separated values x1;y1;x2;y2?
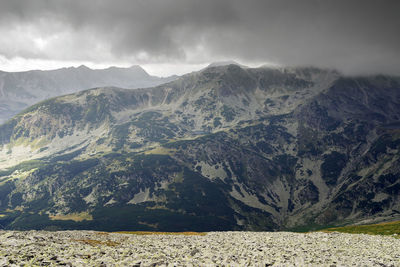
0;64;399;231
0;65;175;124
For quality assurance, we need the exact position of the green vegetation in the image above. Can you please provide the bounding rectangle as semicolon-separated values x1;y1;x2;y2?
84;94;111;123
320;151;346;185
369;134;400;159
0;119;18;144
221;105;236;122
0;160;44;177
297;124;323;156
321;220;400;237
288;223;335;233
273;154;298;175
213;117;222;127
130;111;180;142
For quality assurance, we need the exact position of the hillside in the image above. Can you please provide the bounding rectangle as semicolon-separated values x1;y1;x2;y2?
0;65;176;123
0;64;399;231
321;220;400;236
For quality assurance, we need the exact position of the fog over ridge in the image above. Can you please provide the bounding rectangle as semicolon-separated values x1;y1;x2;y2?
0;0;399;76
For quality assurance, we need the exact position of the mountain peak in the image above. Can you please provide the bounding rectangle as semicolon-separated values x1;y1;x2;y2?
76;64;91;70
207;61;246;68
0;64;177;124
128;64;145;70
128;65;150;75
104;65;150;77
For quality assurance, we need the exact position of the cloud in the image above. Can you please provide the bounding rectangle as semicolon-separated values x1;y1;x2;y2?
0;0;399;75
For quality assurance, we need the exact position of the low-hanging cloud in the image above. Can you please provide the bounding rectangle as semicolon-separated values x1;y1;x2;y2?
0;0;399;75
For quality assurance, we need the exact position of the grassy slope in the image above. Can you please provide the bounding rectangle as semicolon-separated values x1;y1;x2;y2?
321;220;400;237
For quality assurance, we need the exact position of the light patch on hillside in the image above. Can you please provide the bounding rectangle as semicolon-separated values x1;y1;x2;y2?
144;147;175;155
372;193;390;202
234;215;245;226
230;183;278;216
53;124;111;158
283;121;298;138
267;179;291;215
128;188;152;204
104;198;117;206
49;212;93;222
9;137;49;150
173;171;184;183
83;187;98;205
0;145;37;170
128;182;169;205
157;180;170;190
5;206;24;213
195;162;227;180
0;123;111;170
358;153;400;182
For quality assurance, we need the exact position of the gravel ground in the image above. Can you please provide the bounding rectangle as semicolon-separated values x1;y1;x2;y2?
0;230;399;266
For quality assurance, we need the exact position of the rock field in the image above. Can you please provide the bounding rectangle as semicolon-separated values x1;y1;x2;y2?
0;230;399;266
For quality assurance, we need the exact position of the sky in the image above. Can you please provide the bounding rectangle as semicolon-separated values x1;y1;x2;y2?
0;0;399;77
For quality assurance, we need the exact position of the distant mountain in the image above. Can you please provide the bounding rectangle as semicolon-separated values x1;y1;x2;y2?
206;61;247;68
0;65;176;124
0;64;399;231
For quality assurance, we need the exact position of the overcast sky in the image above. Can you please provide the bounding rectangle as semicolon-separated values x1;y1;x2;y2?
0;0;399;76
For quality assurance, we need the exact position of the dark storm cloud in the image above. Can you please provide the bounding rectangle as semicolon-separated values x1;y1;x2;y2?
0;0;399;75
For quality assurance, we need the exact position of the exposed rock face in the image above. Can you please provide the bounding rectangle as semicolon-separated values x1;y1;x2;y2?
0;65;176;124
0;231;398;266
0;64;399;231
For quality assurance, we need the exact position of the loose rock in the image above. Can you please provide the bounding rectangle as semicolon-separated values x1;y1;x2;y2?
0;230;398;266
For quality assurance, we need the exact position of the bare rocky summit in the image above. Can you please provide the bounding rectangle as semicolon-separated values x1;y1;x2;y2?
0;230;399;266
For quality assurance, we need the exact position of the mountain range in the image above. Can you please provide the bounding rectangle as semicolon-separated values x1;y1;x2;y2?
0;64;399;231
0;65;176;124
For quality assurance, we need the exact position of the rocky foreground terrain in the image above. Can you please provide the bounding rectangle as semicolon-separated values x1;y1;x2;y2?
0;231;398;266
